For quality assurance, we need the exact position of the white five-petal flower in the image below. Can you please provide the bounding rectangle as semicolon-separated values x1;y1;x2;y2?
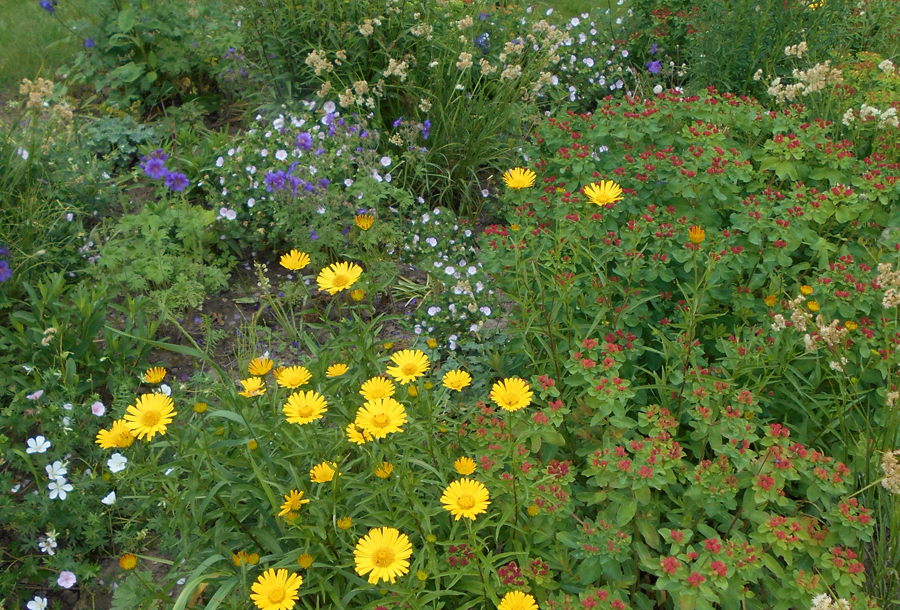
48;477;73;500
107;453;128;474
26;436;51;454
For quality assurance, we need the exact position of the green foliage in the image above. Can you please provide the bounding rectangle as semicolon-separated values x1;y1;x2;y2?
89;199;235;311
79;114;158;170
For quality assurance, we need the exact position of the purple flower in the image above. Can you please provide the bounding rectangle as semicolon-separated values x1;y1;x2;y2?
314;147;325;156
478;12;488;20
310;229;318;240
393;116;403;128
0;244;8;257
341;224;350;236
141;157;168;180
264;170;287;192
0;261;11;283
165;172;190;192
646;60;662;74
296;132;313;150
421;119;431;140
84;38;95;49
319;178;330;188
360;130;369;138
39;0;56;13
650;43;658;55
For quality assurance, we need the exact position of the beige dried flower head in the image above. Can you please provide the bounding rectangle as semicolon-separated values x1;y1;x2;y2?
457;15;473;29
480;59;497;76
359;20;375;36
500;65;523;81
418;98;432;113
353;80;370;95
882;449;900;494
878;59;895;74
456;52;473;70
339;89;356;108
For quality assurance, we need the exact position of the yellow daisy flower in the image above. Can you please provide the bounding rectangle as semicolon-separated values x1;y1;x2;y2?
386;349;430;385
350;289;366;301
297;554;313;569
143;366;167;384
688;225;705;244
800;285;814;295
275;366;311;389
375;462;394;479
584;180;623;207
360;376;395;400
489;378;533;412
442;369;472;391
278;490;310;516
326;363;349;377
355;398;407;438
95;419;135;449
280;250;310;271
317;261;363;295
283;390;328;425
354;527;413;584
119;554;137;570
239;377;267;397
123;393;177;441
250;568;303;610
440;478;491;520
337;516;353;530
354;214;374;231
346;422;374;445
193;402;208;413
502;167;536;190
454;457;477;476
310;461;338;483
764;295;777;307
249;357;274;376
498;591;539;610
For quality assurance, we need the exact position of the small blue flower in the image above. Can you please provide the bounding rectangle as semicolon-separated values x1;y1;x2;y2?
310;229;318;240
646;60;662;74
393;116;403;128
84;38;95;49
296;132;313;150
0;260;11;283
38;0;56;14
650;43;658;55
165;172;190;192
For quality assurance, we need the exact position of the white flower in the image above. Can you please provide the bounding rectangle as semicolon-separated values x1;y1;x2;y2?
26;389;44;401
107;453;128;474
444;266;456;275
17;148;29;160
48;477;73;500
38;536;58;555
158;383;172;396
570;17;580;26
247;198;256;208
425;237;438;247
260;149;269;157
27;597;48;610
45;461;67;480
323;101;336;113
66;213;74;221
546;7;553;14
621;50;629;57
91;401;106;416
101;491;117;505
653;84;664;94
228;148;235;156
380;156;392;167
215;156;224;167
62;417;71;427
26;436;51;454
583;57;595;67
480;306;492;316
275;149;288;161
58;571;77;589
273;116;285;130
344;178;354;187
63;403;73;410
427;306;441;316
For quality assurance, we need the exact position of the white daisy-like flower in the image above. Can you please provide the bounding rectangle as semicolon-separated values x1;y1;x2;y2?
107;453;128;474
426;237;438;247
27;597;48;610
45;461;67;480
380;156;392;167
480;306;492;316
275;149;288;161
101;491;117;505
273;117;285;130
26;436;51;454
427;306;441;316
48;477;73;500
444;266;456;275
38;536;58;555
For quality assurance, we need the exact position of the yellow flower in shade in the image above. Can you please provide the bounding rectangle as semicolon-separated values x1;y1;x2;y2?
375;462;394;479
326;363;349;377
123;393;177;441
498;591;539;610
427;338;438;349
248;439;259;450
527;504;540;517
250;568;303;610
297;554;313;569
386;349;430;385
454;457;477;476
489;378;533;412
350;289;366;301
360;377;395;400
119;554;137;570
278;490;310;516
407;385;419;397
95;419;135;449
280;250;310;271
845;321;858;331
275;366;311;389
143;366;166;384
800;285;814;295
442;369;472;391
584;180;623;207
764;295;777;307
233;551;259;566
807;300;820;312
688;225;705;244
346;422;374;445
354;527;414;584
239;377;266;397
193;402;208;413
355;398;407;438
440;478;491;521
416;570;428;581
337;517;353;530
283;390;328;425
310;461;338;483
355;214;374;230
317;261;363;295
249;357;274;376
383;342;394;350
502;167;536;190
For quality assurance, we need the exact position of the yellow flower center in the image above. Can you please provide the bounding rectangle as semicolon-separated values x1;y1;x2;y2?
457;494;476;509
267;588;286;604
373;548;396;568
297;404;313;417
402;363;418;375
504;393;519;405
332;274;350;288
141;410;161;427
372;413;390;428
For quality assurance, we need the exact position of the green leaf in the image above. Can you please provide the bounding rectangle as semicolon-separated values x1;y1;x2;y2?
616;498;637;526
117;8;136;32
